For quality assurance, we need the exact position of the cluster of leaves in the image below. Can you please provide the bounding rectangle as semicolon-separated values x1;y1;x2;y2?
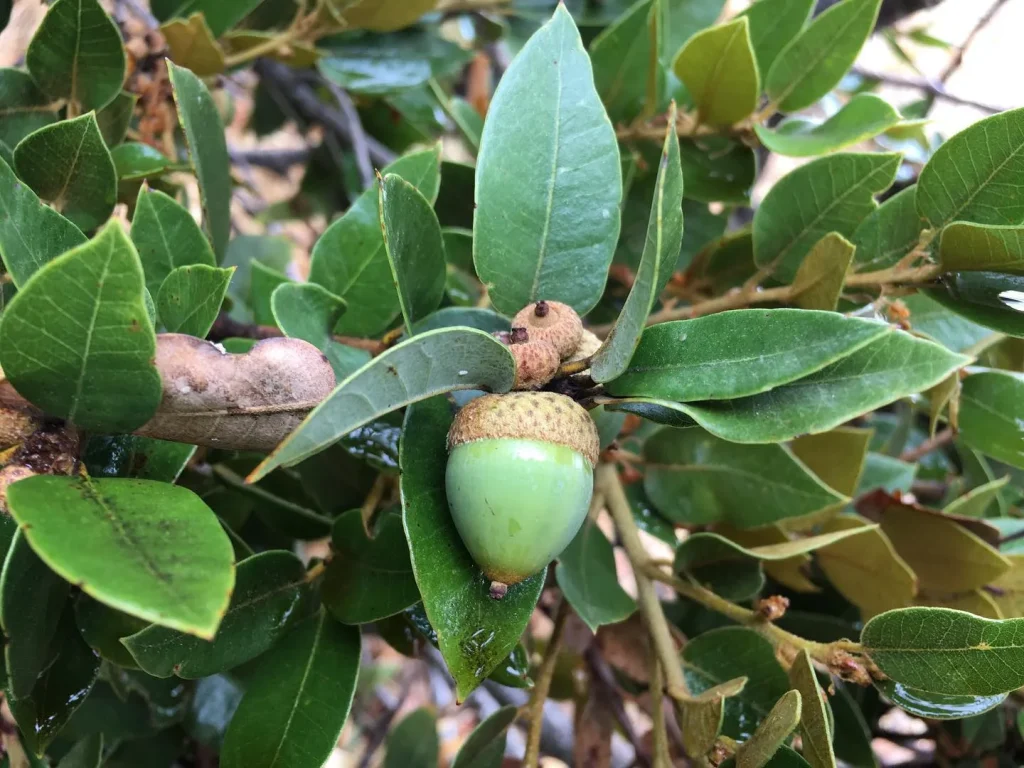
0;0;1022;765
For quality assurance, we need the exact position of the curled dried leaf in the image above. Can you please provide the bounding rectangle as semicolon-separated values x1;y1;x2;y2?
135;334;336;451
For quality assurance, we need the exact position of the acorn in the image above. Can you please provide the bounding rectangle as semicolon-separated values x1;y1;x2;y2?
445;391;600;598
511;301;583;359
495;327;561;390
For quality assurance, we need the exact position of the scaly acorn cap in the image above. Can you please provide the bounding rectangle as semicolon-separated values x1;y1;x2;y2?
447;392;600;467
511;300;583;359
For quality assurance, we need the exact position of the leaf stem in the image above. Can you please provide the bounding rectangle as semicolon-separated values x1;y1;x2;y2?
523;596;571;768
555;356;591;378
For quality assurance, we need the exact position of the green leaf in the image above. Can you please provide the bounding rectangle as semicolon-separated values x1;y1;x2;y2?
451;705;516;768
123;551;309;678
322;510;420;624
1;531;69;698
850;186;922;271
13;112;116;231
474;5;621;315
644;428;846;528
944;476;1009;519
657;329;969;443
0;221;162;432
271;282;370;379
589;0;659;124
604;309;887;401
828;681;876;768
861;607;1024;696
925;273;1024;339
401;397;544;699
591;104;683;382
555;518;636;631
790;232;856;311
682;627;790;739
0;68;57;150
111;143;177;182
7;475;235;639
57;734;104;768
673;17;759;127
754;94;901;157
131;187;217;296
789;650;835;768
901;293;995;352
735;690;802;768
0;154;86;287
765;0;881;112
167;61;231;261
25;0;125;111
220;610;361;768
157;264;233;337
739;0;814;77
250;261;290;326
916;106;1024;229
74;594;147;668
7;610;100;755
959;371;1024;470
95;91;137;147
753;152;900;281
680;138;755;204
308;145;441;336
380;173;447;334
248;327;514;480
874;678;1006;720
940;222;1024;274
383;708;439;768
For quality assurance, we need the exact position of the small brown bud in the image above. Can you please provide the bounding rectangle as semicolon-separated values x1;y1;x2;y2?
489;580;508;600
755;595;790;622
509;327;530;344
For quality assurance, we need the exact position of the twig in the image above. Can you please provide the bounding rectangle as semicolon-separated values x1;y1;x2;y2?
359;473;390;536
229;146;313;175
584;645;651;768
322;81;375;190
899;427;954;463
939;0;1009;83
357;678;413;768
647;638;672;768
524;597;571;768
851;66;1007;114
555;357;592;378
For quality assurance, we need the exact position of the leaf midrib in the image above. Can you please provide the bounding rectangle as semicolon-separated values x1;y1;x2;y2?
268;613;324;768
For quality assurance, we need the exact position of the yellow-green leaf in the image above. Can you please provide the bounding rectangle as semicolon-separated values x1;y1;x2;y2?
790;426;871;497
790;232;855;311
161;13;226;77
672;17;759;127
789;650;836;768
736;690;802;768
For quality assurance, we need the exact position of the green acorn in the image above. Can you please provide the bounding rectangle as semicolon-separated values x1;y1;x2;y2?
445;391;600;598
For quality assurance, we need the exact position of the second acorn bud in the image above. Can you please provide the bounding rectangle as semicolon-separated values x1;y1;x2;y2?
500;300;585;390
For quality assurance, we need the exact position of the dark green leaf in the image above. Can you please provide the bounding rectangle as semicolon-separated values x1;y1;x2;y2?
735;690;802;768
380;173;447;333
401;397;544;699
764;0;881;112
308;145;441;336
660;0;728;57
186;674;243;750
111;143;177;181
248;327;515;480
25;0;125;111
157;264;233;337
168;61;231;260
57;734;104;768
474;5;621;315
940;222;1024;274
123;551;309;678
850;186;922;271
13;112;116;231
604;309;887;401
7;475;234;639
411;307;510;335
0;154;86;287
959;371;1024;470
451;705;516;768
555;519;636;631
873;678;1006;720
249;261;290;326
925;273;1024;339
0;221;162;432
95;91;137;147
212;463;332;541
131;187;217;297
271;282;370;379
673;17;758;127
74;594;147;668
753;152;900;281
861;607;1024;696
740;0;814;77
592;104;683;382
0;68;57;150
589;0;658;124
901;293;995;352
754;94;901;157
916;107;1024;229
220;610;361;768
322;510;420;624
383;708;439;768
680;138;755;204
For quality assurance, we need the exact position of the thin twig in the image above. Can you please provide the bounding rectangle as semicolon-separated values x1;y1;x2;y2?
357;678;413;768
524;597;572;768
939;0;1010;83
322;81;375;190
584;645;651;768
229;146;313;175
899;427;954;463
647;637;672;768
851;66;1007;114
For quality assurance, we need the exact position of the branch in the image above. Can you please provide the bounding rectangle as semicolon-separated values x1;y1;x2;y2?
584;645;651;768
851;66;1008;114
524;596;571;768
939;0;1010;83
321;80;375;190
899;427;954;463
229;146;313;175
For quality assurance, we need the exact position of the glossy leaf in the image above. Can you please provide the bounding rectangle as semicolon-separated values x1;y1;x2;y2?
25;0;125;111
161;14;225;77
589;0;658;123
735;690;802;768
322;510;420;624
270;282;369;379
58;734;104;768
220;610;361;768
0;221;162;432
925;274;1024;339
157;264;233;337
0;155;86;287
765;0;881;112
168;61;231;260
123;551;309;678
851;187;923;271
111;143;177;181
874;678;1006;720
74;594;147;668
0;68;57;150
645;428;846;527
95;91;137;147
13;113;116;231
755;94;901;157
673;18;759;127
940;222;1024;275
902;293;995;352
7;475;234;639
380;173;447;334
131;187;217;296
789;650;835;768
556;518;636;631
960;371;1024;470
474;5;621;315
753;152;900;281
604;310;887;401
680;138;755;204
308;145;441;336
451;705;516;768
591;104;683;382
917;107;1024;228
401;397;544;699
861;607;1024;696
740;0;814;77
248;327;514;480
790;232;855;311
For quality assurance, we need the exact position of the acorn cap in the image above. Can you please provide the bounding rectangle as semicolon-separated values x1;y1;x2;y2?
568;328;601;363
509;339;560;389
511;301;583;359
447;392;599;467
